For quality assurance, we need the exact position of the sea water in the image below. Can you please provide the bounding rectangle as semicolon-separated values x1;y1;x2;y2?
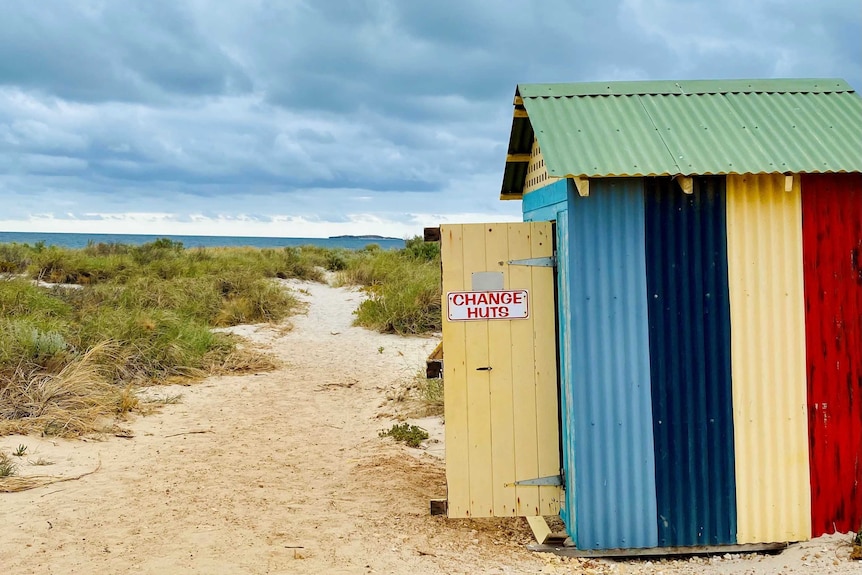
0;231;405;251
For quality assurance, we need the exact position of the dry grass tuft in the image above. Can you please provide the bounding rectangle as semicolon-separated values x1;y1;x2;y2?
210;348;280;375
0;462;101;493
0;343;128;437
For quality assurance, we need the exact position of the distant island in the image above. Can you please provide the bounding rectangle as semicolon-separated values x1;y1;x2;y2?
328;235;401;240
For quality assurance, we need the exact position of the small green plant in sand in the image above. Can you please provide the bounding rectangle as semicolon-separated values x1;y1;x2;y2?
0;453;17;477
852;522;862;560
12;444;27;457
28;457;55;466
379;423;429;448
418;376;444;416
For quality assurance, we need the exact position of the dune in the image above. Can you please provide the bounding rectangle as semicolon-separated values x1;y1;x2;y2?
0;279;857;574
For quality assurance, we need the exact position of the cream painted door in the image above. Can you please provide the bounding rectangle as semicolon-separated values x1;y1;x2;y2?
440;222;561;518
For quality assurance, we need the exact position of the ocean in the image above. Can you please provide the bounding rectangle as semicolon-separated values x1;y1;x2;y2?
0;231;406;251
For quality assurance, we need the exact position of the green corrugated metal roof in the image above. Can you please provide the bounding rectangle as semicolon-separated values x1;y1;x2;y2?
502;78;862;198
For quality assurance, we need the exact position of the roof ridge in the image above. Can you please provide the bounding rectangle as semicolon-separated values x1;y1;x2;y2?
518;79;855;98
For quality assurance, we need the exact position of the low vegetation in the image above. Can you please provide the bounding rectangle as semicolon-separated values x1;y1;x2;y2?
339;237;441;334
0;452;17;477
378;423;429;448
0;237;443;438
853;523;862;560
0;239;317;436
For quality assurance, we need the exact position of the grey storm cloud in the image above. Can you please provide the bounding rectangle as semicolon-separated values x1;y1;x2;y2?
0;0;860;230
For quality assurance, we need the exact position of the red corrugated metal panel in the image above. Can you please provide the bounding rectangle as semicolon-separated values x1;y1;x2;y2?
802;173;862;536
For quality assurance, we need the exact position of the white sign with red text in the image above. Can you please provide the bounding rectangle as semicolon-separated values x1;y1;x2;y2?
447;290;529;321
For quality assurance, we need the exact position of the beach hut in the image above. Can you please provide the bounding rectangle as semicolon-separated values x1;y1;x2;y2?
437;78;862;553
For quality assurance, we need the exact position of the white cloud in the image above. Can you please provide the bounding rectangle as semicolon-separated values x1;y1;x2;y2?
0;210;522;239
0;1;859;239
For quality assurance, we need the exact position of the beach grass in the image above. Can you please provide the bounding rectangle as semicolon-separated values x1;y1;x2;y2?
0;237;442;437
340;236;441;335
0;239;320;436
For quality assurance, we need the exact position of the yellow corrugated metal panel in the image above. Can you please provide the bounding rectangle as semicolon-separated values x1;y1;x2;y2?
726;174;812;543
441;222;560;518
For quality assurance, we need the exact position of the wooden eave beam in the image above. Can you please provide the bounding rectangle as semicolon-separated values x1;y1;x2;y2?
506;153;531;163
513;108;528;118
784;174;794;192
674;175;694;194
573;176;590;197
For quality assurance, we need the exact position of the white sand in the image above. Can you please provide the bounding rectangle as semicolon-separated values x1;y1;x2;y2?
1;279;859;574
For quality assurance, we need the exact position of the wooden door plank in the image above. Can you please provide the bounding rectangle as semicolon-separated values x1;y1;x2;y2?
485;223;517;516
507;222;542;515
462;224;494;517
441;224;471;517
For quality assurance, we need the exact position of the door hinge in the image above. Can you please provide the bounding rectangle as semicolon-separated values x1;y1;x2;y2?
506;254;556;268
504;474;562;487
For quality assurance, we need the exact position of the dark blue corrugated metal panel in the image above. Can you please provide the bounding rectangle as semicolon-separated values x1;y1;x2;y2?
565;178;659;549
644;177;737;546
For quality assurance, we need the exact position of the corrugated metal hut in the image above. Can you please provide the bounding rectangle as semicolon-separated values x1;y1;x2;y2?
498;78;862;551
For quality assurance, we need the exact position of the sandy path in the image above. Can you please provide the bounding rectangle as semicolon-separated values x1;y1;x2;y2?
2;280;860;574
0;280;546;574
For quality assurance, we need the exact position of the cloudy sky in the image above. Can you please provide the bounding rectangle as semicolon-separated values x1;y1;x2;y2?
1;1;860;238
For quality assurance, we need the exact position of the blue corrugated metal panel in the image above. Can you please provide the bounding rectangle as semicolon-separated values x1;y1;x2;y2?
523;179;570;221
522;180;575;531
555;210;576;535
644;177;737;546
565;179;658;549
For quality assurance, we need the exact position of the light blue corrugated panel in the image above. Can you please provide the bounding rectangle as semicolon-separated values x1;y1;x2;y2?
565;178;659;549
521;179;577;534
522;179;569;222
555;210;576;536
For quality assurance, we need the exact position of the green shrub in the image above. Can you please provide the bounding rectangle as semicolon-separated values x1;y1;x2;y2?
379;423;429;448
0;243;33;273
403;235;440;262
342;246;441;335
